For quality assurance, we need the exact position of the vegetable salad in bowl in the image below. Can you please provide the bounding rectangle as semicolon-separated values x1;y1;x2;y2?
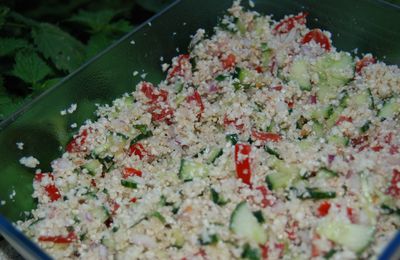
18;1;400;259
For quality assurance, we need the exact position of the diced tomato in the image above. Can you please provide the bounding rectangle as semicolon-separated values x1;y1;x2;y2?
286;100;294;109
371;145;384;152
390;145;399;155
90;179;97;187
129;143;146;159
317;201;332;217
110;200;120;215
384;132;393;144
269;56;278;76
167;54;190;80
301;29;331;51
234;143;252;185
260;243;269;259
346;207;357;224
186;90;205;118
310;95;317;104
275;243;285;258
255;185;274;208
255;66;263;73
140;81;168;104
34;172;54;182
38;232;76;243
221;53;236;70
273;12;308;34
130;197;137;203
223;114;245;131
123;167;142;178
335;116;352;125
147;105;174;124
350;135;368;147
355;56;376;74
387;169;400;198
272;85;283;91
66;129;89;153
285;221;298;241
251;130;282;142
45;184;61;202
311;233;322;257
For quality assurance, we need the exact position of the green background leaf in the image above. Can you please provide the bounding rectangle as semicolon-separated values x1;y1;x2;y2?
136;0;172;12
32;23;85;73
69;10;118;33
0;37;30;56
12;50;51;84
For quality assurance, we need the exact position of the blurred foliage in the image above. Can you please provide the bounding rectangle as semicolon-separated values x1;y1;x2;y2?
0;0;173;121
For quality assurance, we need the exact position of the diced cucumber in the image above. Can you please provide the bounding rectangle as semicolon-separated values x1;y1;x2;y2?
199;233;219;245
264;145;282;159
101;235;115;249
174;94;186;107
226;133;239;145
230;202;267;244
174;81;184;93
315;52;355;88
289;59;311;91
241;243;261;260
238;68;255;86
317;221;374;253
262;49;272;68
312;121;324;137
299;188;336;200
206;147;223;164
266;159;299;190
354;89;373;108
130;125;152;144
215;74;228;82
360;120;371;133
178;159;209;181
120;180;137;189
252;210;265;224
339;91;349;108
235;17;247;34
172;228;185;248
327;135;349;147
378;97;400;120
316;168;338;179
210;188;229;206
83;159;102;176
89;206;109;223
150;211;166;224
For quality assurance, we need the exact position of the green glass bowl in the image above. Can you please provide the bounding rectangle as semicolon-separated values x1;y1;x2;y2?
0;0;399;258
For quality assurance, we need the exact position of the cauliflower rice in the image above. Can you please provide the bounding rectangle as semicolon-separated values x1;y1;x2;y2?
18;2;400;260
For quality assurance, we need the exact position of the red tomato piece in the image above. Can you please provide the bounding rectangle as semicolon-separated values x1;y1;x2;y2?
186;90;205;118
140;82;169;104
66;129;89;153
251;130;282;142
259;243;269;259
221;53;236;70
272;85;283;91
45;184;61;202
355;56;376;74
38;232;76;243
167;54;190;80
130;197;137;203
255;185;274;208
335;116;352;125
390;145;399;155
387;169;400;198
129;143;146;159
273;12;308;34
123;167;142;178
234;143;252;185
301;29;331;51
34;172;54;182
90;179;97;187
255;66;263;73
371;145;384;152
147;105;174;124
311;233;322;257
317;201;332;217
223;114;245;131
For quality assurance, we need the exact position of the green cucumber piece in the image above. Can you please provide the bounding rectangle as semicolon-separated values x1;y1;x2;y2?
226;133;239;145
264;145;282;159
210;188;229;206
378;97;400;120
241;243;261;260
230;202;267;244
206;147;223;164
289;59;311;91
327;135;349;147
178;159;209;181
317;221;374;253
172;228;185;248
266;159;299;190
83;159;102;176
199;233;219;246
299;188;336;200
316;168;338;179
120;180;137;189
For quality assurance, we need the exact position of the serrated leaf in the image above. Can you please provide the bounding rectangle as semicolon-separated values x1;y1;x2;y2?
0;6;10;29
136;0;172;12
12;50;52;84
0;38;30;56
69;9;118;33
86;33;113;58
32;23;85;73
106;20;132;34
34;77;62;92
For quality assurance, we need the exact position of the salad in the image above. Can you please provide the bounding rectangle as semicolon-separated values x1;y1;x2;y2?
18;1;400;259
